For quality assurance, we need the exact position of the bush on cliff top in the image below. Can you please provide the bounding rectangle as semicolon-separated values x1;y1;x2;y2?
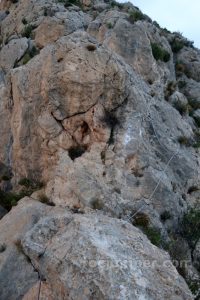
151;43;170;62
128;10;145;23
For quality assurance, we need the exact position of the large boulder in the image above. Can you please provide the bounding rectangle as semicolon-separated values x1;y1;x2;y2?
22;211;193;300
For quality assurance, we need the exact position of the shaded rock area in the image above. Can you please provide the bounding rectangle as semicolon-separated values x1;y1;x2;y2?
0;0;200;298
0;198;50;300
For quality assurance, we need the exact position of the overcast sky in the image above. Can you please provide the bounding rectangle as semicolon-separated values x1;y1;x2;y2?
121;0;200;48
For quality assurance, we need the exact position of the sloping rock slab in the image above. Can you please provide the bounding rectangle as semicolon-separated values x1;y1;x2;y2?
22;212;193;300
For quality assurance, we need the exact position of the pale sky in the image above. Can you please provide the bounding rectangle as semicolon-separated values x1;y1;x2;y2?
120;0;200;48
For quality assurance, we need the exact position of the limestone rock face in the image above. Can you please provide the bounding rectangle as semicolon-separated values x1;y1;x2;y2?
88;11;158;82
0;0;200;298
0;71;12;166
34;17;65;48
10;31;130;181
34;11;91;49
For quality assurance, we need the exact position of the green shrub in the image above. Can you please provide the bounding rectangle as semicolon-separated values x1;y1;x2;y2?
143;227;162;247
164;81;177;100
22;53;31;65
110;1;124;9
107;22;113;29
178;136;191;146
66;0;81;6
91;199;104;210
168;234;200;297
180;208;200;251
0;189;26;210
170;36;194;53
58;0;82;8
175;61;191;78
18;177;44;190
22;24;34;38
178;80;187;89
188;279;200;298
168;237;189;278
170;38;185;53
29;45;39;57
162;28;171;34
20;46;39;65
193;141;200;148
0;177;45;210
133;214;163;247
151;43;170;62
18;178;32;188
152;21;160;28
128;10;145;23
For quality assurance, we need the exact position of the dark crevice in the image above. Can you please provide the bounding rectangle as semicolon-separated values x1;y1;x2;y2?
68;145;86;160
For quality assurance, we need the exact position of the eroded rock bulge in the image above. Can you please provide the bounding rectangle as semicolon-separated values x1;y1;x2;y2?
0;0;199;298
10;31;129;182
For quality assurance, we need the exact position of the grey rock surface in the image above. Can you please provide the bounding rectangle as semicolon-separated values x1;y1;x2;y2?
0;0;199;298
169;91;188;112
22;211;193;300
0;38;28;71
